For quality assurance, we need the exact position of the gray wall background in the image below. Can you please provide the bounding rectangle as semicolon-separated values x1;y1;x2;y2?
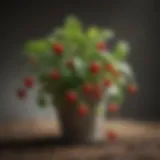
0;0;159;122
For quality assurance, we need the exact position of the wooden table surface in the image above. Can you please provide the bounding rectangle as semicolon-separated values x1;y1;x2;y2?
0;119;160;160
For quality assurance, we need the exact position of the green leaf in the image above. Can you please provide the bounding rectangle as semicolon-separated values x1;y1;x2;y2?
87;26;100;40
101;29;115;40
60;69;82;90
24;39;50;55
102;53;116;64
117;76;127;87
22;16;137;104
113;41;130;60
64;15;82;31
74;57;87;79
87;28;114;42
108;84;125;105
63;16;84;43
116;62;135;83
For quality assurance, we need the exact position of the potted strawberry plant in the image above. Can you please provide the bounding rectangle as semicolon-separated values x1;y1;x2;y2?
17;16;138;144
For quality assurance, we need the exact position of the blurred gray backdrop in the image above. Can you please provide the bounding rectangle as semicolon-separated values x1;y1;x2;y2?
0;0;159;122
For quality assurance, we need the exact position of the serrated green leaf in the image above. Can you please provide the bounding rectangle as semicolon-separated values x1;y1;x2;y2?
113;41;130;60
64;15;82;31
87;26;100;40
63;16;86;46
24;39;50;55
101;29;115;40
102;53;116;64
117;76;127;87
116;62;135;83
108;84;125;105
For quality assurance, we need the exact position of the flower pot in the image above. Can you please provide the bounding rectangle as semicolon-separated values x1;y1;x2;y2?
54;90;108;144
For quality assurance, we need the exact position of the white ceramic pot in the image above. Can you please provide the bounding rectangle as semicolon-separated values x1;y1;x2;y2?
54;90;108;144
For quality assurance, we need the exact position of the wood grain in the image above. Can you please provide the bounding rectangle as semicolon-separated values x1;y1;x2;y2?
0;118;160;142
0;119;160;160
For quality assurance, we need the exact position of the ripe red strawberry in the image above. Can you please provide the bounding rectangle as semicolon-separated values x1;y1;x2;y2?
82;83;93;93
24;77;35;88
17;88;26;99
106;131;117;141
128;84;137;94
65;91;77;103
97;41;105;51
78;104;89;117
106;63;114;72
52;43;64;55
49;69;60;80
108;104;119;112
104;79;112;87
90;62;101;74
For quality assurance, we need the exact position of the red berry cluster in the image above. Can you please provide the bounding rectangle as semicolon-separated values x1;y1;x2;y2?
65;90;89;117
17;76;35;99
82;83;103;101
18;39;137;119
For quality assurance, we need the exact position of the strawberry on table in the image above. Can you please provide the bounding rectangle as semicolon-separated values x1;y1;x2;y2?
106;130;117;142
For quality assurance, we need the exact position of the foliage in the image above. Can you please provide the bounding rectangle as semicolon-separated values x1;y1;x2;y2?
18;15;137;114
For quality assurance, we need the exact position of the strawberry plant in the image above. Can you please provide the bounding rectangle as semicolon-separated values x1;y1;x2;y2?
17;15;138;115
